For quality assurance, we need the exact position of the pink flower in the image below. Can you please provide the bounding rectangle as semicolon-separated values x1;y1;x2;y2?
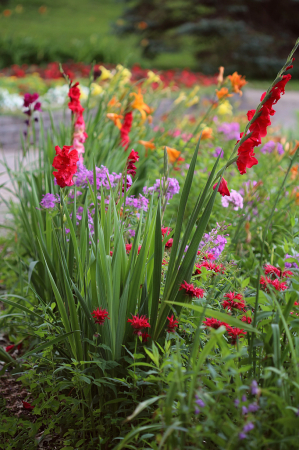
222;292;246;311
166;315;179;333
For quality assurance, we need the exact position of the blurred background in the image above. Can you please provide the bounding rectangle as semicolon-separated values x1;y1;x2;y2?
0;0;298;83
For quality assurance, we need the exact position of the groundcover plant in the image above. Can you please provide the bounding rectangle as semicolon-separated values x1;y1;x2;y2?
1;39;299;450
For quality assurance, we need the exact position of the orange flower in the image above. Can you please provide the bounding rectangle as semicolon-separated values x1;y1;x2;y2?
216;87;233;100
108;96;121;108
139;139;156;156
166;147;181;163
137;21;148;30
38;6;47;14
174;156;185;171
3;9;12;17
201;127;213;140
291;164;298;180
130;88;151;121
290;140;299;156
106;113;123;129
228;72;247;96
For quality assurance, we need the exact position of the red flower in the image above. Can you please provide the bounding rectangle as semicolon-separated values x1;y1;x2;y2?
260;276;287;292
68;81;84;115
5;344;15;352
120;112;133;150
127;314;151;335
241;315;252;324
22;401;34;411
179;281;205;298
161;227;171;237
294;301;299;306
236;73;292;175
91;307;110;325
264;264;293;278
165;238;173;248
166;315;179;333
126;149;139;178
125;243;141;254
227;327;247;345
195;261;225;275
141;332;151;343
52;145;79;188
222;292;246;311
203;318;228;329
213;177;230;197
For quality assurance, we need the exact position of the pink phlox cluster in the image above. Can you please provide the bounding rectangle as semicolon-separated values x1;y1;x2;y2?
221;189;243;210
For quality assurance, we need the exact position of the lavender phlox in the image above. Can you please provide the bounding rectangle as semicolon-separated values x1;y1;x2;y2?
40;193;60;209
198;224;228;259
243;422;254;433
143;177;180;203
128;229;136;237
238;432;247;440
218;122;240;140
242;406;248;415
234;399;240;407
194;407;200;415
242;395;247;402
195;395;205;408
285;253;299;269
250;380;259;395
212;146;224;158
260;140;284;155
221;189;243;211
69;190;82;199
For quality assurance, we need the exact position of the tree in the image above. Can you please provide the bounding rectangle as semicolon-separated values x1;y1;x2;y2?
115;0;299;78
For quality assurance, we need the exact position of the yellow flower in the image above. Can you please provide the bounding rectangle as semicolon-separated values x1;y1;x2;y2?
217;100;233;115
99;66;112;81
166;147;181;163
106;113;123;129
90;83;103;96
174;92;187;105
186;96;200;107
228;72;247;96
147;70;161;84
130;88;151;121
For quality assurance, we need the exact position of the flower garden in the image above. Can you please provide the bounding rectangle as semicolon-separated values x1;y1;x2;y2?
1;38;299;450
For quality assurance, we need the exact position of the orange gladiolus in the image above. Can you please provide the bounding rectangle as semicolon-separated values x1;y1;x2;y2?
166;147;181;163
130;88;151;121
216;87;233;100
291;165;298;180
106;113;123;129
228;72;247;96
201;127;213;140
139;139;156;156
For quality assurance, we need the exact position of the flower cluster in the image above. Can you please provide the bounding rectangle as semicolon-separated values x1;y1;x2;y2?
166;315;179;333
127;314;151;339
204;317;247;345
195;261;225;275
260;276;288;292
40;193;60;209
126;150;139;178
285;253;299;269
236;68;293;175
179;281;205;298
68;81;88;160
52;145;79;188
198;224;228;260
92;307;110;325
143;177;180;203
222;292;246;311
221;189;243;211
218;122;240;141
264;264;292;278
23;92;41;116
260;140;284;155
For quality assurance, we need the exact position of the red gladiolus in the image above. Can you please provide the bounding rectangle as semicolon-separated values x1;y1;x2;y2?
161;227;171;237
127;314;151;335
52;145;79;188
165;238;173;248
126;149;139;178
179;281;205;298
68;81;84;115
125;243;141;254
227;327;247;345
120;112;133;150
213;177;230;197
236;72;292;175
22;401;34;411
91;307;110;325
241;315;252;324
166;315;179;333
222;292;246;311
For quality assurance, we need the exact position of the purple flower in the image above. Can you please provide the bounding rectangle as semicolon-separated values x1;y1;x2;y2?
218;122;240;141
143;178;180;203
194;407;200;415
285;254;299;269
260;140;284;155
234;399;240;407
242;406;248;415
248;403;259;413
242;395;247;402
212;146;224;158
40;193;59;209
195;397;205;408
221;189;243;211
23;93;39;107
239;432;247;440
199;225;228;260
128;229;136;238
251;380;259;395
243;422;254;433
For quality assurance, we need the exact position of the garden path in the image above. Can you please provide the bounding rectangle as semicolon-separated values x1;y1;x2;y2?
1;88;299;228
